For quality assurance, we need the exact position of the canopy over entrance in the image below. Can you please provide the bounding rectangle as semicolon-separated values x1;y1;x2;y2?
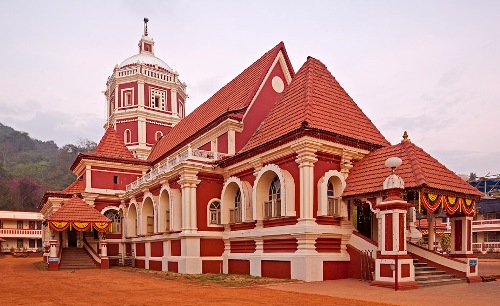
47;195;111;232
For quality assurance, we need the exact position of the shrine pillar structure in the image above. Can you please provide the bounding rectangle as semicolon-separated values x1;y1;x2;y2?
371;157;417;290
449;215;481;282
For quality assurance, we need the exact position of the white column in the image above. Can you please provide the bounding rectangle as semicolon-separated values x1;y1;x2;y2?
178;169;201;232
85;165;91;191
427;213;435;251
49;239;57;258
138;80;145;107
138;117;146;147
171;89;178;115
294;148;318;220
100;240;108;257
228;130;236;155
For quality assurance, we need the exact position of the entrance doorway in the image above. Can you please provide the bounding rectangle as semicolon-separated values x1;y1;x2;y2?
356;202;372;240
68;229;78;247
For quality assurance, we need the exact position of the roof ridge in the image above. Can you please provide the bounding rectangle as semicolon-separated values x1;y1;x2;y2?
303;57;315;124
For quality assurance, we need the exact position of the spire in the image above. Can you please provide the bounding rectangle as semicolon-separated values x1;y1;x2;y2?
143;17;149;36
402;131;411;143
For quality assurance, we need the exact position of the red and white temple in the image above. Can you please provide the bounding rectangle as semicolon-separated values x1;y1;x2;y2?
39;19;482;287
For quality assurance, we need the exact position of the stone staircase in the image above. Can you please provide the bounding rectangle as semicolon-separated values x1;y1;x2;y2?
413;259;467;287
60;247;97;269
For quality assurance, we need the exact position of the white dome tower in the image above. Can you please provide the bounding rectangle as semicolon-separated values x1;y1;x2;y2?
104;18;188;160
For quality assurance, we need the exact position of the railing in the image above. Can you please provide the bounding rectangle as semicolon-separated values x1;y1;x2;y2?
472;242;500;252
327;197;341;217
0;228;42;238
116;65;186;91
472;218;500;228
263;200;281;220
126;147;229;191
229;208;242;224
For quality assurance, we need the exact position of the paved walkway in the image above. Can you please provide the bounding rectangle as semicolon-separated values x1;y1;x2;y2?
266;259;500;306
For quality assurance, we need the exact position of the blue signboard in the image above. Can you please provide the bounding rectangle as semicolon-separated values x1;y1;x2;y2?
48;257;59;262
469;259;477;266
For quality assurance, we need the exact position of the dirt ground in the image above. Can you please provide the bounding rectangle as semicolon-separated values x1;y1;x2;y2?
0;256;393;306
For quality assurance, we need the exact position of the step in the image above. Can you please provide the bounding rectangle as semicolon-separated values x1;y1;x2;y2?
415;270;446;276
417;278;467;287
414;266;437;272
413;262;427;267
415;274;456;282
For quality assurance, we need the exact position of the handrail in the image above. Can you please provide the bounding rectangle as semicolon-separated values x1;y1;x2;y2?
83;239;101;264
408;242;466;263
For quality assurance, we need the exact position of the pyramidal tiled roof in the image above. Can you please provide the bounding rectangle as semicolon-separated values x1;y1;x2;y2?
88;127;135;159
47;195;111;223
343;140;483;197
243;57;390;152
147;42;294;163
44;178;85;195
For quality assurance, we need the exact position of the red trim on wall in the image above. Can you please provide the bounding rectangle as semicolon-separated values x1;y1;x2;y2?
107;243;119;256
323;261;349;280
149;260;162;271
315;238;341;253
136;243;145;256
263;238;297;253
228;259;250;275
230;240;256;253
230;221;256;231
168;261;178;273
385;214;393;252
401;263;410;278
171;240;181;256
261;260;291;279
126;243;132;256
151;241;163;257
263;217;298;228
399;213;405;251
455;219;462;251
202;260;223;274
200;239;225;257
315;216;341;226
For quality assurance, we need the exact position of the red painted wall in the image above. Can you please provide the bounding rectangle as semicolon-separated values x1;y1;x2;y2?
171;240;181;256
202;260;223;274
126;243;132;256
261;260;291;279
263;238;297;253
151;241;163;257
385;214;393;252
168;261;178;272
217;133;228;154
196;174;223;231
455;220;462;251
236;62;288;151
118;82;138;107
146;122;171;145
230;240;256;253
228;259;250;275
323;261;348;280
136;243;145;256
315;238;341;253
149;260;162;271
107;243;119;256
199;141;211;151
200;239;225;257
144;84;170;111
135;259;145;269
116;120;138;144
90;167;141;190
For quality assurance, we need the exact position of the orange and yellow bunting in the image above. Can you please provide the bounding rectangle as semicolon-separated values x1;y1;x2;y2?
421;193;475;216
93;222;110;232
49;221;69;231
73;222;91;231
48;221;110;232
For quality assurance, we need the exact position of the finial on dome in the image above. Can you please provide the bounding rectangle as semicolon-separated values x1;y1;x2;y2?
143;17;149;36
402;131;411;143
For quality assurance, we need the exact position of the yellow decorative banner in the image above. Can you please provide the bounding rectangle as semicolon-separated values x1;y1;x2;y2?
49;221;69;231
73;222;91;231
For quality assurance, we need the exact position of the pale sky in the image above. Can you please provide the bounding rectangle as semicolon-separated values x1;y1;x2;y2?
1;1;499;176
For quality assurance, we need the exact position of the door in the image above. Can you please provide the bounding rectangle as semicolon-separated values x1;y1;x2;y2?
68;229;78;247
357;202;372;240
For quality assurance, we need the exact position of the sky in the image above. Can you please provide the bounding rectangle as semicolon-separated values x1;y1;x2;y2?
0;1;499;176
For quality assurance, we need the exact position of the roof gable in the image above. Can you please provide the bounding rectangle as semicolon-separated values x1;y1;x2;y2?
147;42;294;163
343;140;483;197
243;57;390;152
47;195;111;223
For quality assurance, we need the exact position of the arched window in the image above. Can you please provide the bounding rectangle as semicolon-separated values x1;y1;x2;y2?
104;210;122;234
209;201;221;225
155;131;163;141
327;180;341;216
264;176;281;219
231;190;242;223
124;129;132;144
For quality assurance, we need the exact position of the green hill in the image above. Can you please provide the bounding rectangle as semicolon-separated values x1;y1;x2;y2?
0;123;96;211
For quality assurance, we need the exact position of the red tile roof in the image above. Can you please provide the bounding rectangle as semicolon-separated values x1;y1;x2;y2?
88;127;135;159
47;195;111;223
147;42;294;163
343;140;483;197
243;57;390;152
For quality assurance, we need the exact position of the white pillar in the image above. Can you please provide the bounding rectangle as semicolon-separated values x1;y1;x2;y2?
49;239;57;258
171;89;178;115
100;240;108;257
294;148;317;220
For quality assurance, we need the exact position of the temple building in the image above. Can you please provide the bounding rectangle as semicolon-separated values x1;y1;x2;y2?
39;20;483;288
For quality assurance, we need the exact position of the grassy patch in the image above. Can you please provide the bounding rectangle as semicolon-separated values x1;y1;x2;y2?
115;267;294;287
33;261;48;271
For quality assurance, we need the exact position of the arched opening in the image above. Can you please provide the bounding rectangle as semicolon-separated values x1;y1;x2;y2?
104;209;122;234
255;170;283;220
158;190;170;232
155;131;163;142
327;176;343;216
142;197;154;235
221;181;242;224
208;200;221;225
127;204;137;238
124;129;132;144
